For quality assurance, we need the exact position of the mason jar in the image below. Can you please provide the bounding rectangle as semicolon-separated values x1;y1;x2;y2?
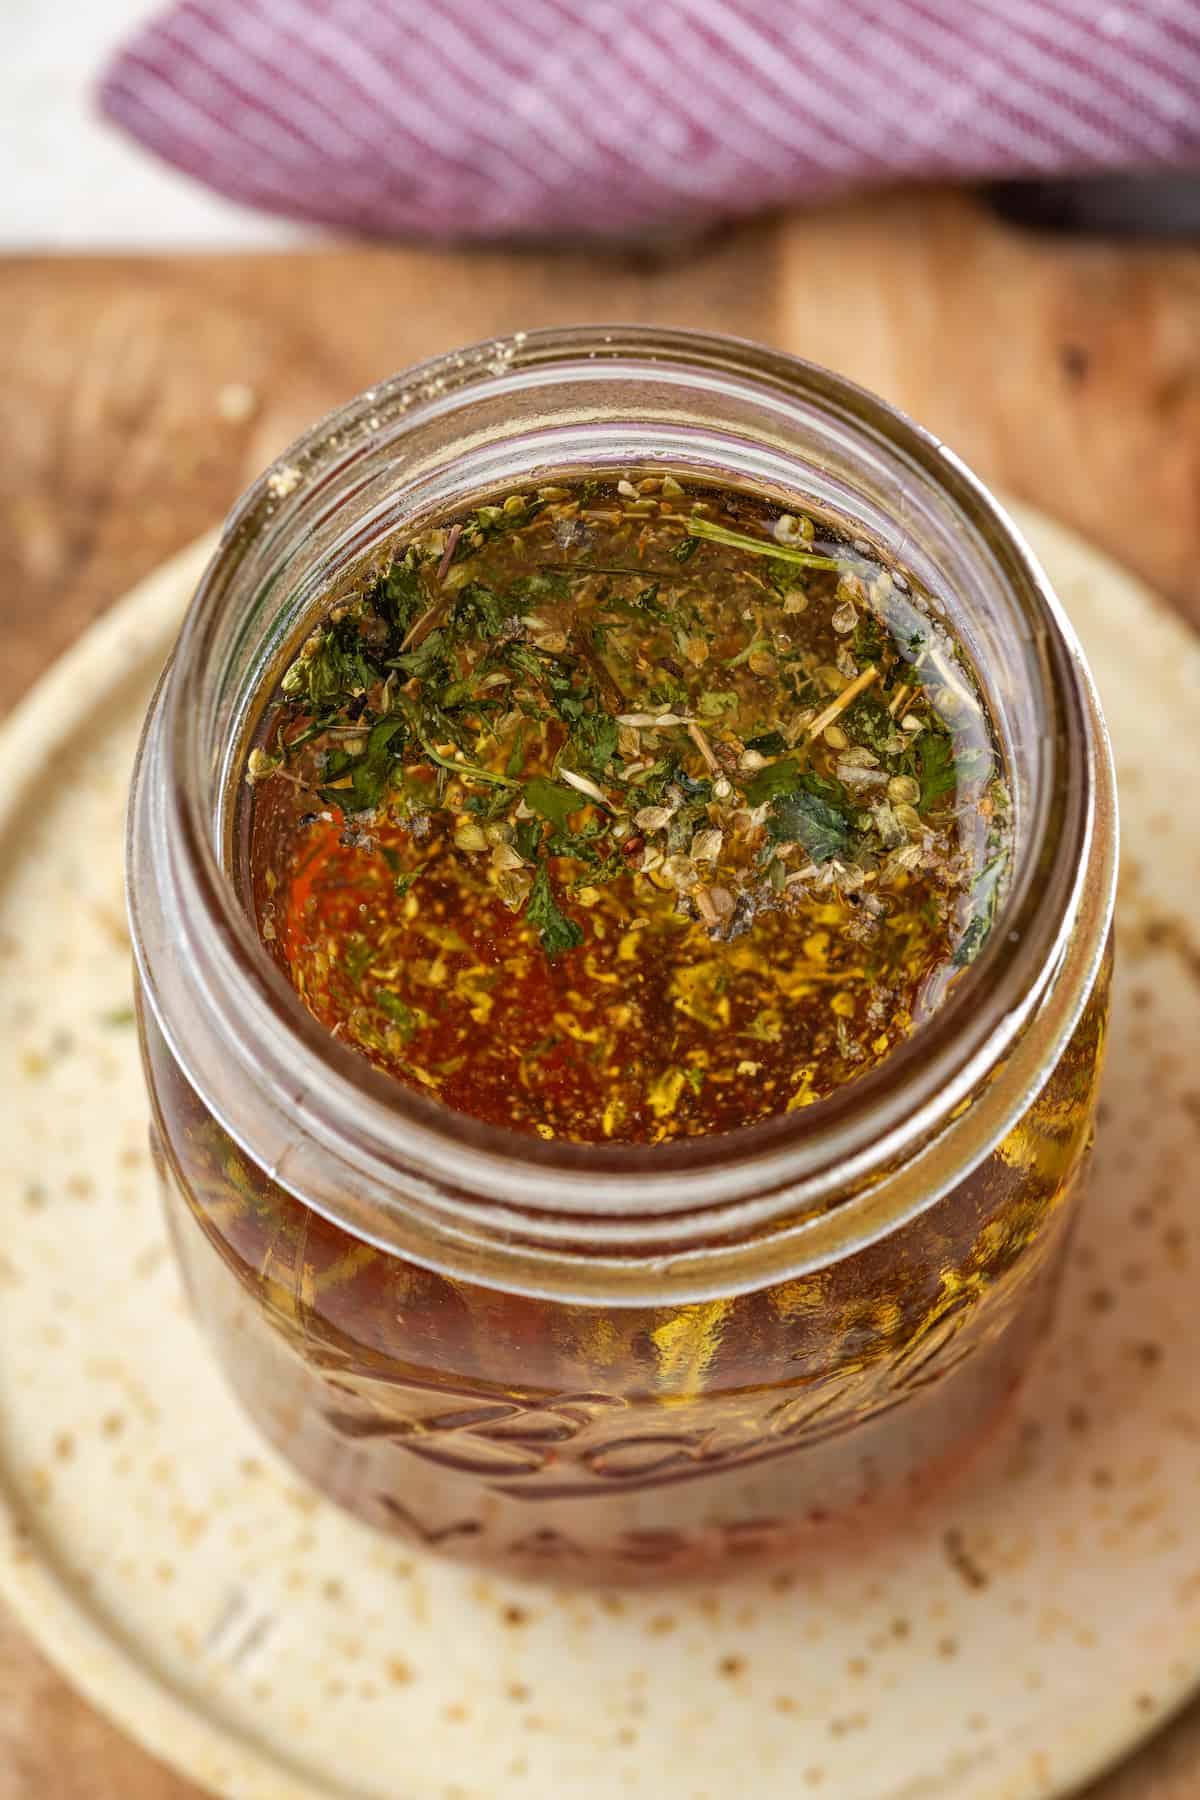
127;328;1116;1584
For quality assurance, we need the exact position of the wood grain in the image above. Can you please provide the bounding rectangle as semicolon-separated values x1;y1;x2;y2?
1;189;1198;1798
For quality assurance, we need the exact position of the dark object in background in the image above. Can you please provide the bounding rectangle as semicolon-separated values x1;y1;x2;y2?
989;175;1200;238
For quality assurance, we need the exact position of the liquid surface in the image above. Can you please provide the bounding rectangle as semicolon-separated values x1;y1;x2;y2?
245;474;1010;1142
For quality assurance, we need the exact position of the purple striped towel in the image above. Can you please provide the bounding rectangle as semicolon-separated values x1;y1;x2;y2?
99;0;1200;241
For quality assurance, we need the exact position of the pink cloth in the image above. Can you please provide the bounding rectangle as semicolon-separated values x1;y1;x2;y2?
99;0;1200;241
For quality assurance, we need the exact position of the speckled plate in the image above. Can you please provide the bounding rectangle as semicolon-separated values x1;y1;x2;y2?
1;507;1199;1800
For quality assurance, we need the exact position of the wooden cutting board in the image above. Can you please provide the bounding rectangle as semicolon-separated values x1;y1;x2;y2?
1;187;1198;1799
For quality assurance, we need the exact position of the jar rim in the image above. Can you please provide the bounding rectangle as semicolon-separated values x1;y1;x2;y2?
131;326;1116;1287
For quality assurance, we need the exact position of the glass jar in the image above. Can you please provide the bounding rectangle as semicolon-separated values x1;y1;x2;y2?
127;328;1116;1585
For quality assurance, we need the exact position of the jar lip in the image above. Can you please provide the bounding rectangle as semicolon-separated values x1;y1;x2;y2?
145;326;1112;1238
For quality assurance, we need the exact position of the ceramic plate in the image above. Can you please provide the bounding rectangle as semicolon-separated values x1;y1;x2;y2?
1;508;1199;1800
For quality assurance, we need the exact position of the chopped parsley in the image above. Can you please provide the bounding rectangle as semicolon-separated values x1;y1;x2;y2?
527;862;584;959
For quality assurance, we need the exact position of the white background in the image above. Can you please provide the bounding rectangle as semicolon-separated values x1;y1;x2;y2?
5;0;311;247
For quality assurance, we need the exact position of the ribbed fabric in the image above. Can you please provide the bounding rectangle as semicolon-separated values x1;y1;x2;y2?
99;0;1200;239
